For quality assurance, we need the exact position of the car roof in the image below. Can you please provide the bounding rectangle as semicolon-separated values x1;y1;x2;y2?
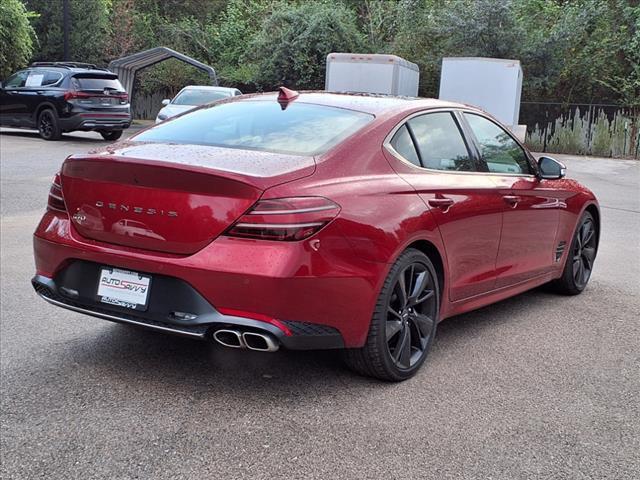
234;90;469;115
29;62;114;75
180;85;239;92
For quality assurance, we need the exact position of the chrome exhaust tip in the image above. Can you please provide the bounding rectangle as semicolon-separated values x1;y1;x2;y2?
213;329;245;349
242;332;279;352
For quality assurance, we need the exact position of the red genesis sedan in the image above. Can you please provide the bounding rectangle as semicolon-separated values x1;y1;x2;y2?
32;89;600;381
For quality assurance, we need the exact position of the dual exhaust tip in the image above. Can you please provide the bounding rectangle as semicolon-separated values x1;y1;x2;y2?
213;329;279;352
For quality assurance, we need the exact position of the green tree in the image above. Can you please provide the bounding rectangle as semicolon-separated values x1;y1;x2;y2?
0;0;37;79
24;0;110;65
249;1;365;90
210;0;271;86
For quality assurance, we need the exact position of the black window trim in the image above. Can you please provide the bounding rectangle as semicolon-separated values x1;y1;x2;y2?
384;107;538;178
403;123;423;165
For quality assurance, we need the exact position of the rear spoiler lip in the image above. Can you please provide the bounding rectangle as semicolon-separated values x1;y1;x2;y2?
71;73;119;79
62;152;316;192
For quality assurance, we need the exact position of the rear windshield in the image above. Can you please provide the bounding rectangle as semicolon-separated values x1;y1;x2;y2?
72;76;124;92
172;89;231;106
133;100;374;155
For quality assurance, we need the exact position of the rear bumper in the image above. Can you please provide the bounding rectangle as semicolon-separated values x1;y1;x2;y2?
59;113;131;132
32;273;344;349
33;210;386;348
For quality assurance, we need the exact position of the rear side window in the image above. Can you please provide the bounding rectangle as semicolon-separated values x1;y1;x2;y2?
390;125;420;166
464;113;531;174
42;70;63;86
71;76;125;92
408;112;474;172
134;100;374;156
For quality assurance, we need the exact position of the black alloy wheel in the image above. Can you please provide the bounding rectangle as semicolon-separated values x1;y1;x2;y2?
344;249;439;381
386;262;437;369
572;215;597;290
551;211;598;295
38;109;61;140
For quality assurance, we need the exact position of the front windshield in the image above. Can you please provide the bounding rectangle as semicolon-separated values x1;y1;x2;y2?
134;100;374;156
172;89;231;106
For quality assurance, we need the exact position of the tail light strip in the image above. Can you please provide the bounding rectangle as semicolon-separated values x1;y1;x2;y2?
225;197;340;242
47;173;67;212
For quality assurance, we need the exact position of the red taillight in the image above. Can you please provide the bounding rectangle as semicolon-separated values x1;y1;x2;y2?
47;173;67;212
225;197;340;241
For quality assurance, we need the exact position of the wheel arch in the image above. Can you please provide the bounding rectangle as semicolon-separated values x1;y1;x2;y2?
584;202;601;247
404;239;446;307
33;102;59;123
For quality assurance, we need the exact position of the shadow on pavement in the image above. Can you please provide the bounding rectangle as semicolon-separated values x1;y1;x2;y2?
0;130;121;143
45;287;561;397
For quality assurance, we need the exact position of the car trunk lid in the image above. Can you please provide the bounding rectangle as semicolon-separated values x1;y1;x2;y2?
60;142;315;254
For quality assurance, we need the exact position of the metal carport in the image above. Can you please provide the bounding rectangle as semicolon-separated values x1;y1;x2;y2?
108;46;218;99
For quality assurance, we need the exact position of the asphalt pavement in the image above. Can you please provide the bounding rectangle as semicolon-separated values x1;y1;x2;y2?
1;128;639;479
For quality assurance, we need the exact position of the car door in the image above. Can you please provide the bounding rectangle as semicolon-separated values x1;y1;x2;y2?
384;110;504;301
462;112;561;288
0;70;30;126
20;69;54;127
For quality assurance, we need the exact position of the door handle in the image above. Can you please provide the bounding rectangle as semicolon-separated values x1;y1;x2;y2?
428;197;454;210
503;195;520;207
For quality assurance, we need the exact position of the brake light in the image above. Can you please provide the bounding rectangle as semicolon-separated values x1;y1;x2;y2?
225;197;340;241
47;173;67;212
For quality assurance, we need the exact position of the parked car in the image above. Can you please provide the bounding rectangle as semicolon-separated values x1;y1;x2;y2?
0;62;131;141
155;85;242;123
32;89;599;381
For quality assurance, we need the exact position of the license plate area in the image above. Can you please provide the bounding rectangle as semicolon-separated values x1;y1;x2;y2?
96;267;151;311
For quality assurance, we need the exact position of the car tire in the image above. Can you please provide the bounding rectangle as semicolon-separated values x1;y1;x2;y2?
99;130;123;141
550;211;598;295
37;109;62;141
344;248;440;381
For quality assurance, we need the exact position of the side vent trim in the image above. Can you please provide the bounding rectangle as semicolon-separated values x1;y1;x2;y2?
555;241;567;262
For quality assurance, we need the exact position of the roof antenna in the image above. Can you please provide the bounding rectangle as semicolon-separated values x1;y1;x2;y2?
277;86;299;110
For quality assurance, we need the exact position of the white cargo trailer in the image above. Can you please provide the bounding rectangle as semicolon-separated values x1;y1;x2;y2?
438;57;523;129
325;53;419;97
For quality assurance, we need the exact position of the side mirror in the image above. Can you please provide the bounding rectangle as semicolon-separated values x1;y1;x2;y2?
538;156;566;180
161;99;171;106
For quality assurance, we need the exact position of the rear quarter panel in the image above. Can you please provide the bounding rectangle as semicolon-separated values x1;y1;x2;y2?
261;114;449;324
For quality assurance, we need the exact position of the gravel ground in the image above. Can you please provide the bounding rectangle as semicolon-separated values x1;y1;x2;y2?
1;129;639;479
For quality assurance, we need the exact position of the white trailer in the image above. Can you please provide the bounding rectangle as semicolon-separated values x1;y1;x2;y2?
325;53;419;97
438;57;523;131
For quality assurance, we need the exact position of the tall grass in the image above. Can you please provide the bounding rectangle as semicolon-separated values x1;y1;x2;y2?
525;107;639;158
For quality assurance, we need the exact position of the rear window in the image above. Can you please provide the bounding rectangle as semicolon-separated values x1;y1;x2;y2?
172;89;231;106
72;76;124;92
134;100;374;155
